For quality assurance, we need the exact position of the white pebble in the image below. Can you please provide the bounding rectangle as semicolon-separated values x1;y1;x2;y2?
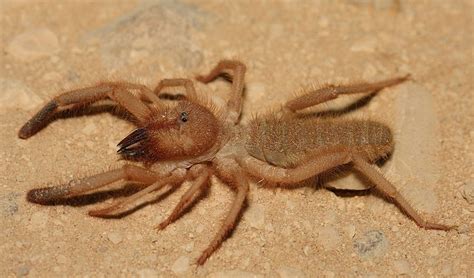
82;122;98;135
0;79;43;110
385;83;442;213
461;181;474;204
171;256;189;274
276;266;306;278
207;270;263;278
30;211;48;230
317;226;341;251
7;28;60;61
107;232;123;244
393;259;412;275
246;203;265;229
427;246;439;257
137;268;159;278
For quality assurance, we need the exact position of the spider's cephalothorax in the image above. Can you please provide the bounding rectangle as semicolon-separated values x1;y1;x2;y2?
118;100;221;162
21;60;454;265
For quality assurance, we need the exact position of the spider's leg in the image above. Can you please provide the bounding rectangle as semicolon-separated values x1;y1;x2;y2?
284;75;410;112
351;155;455;231
27;165;161;204
197;167;249;265
156;166;210;230
196;60;246;123
152;78;197;100
238;150;454;231
236;147;350;184
88;170;185;217
19;83;153;139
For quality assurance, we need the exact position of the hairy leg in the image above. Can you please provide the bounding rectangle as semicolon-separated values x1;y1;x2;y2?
285;75;410;112
88;169;186;217
195;60;246;123
156;165;210;229
19;83;153;139
236;148;350;184
27;165;161;204
197;168;250;265
238;151;452;230
351;155;454;230
152;78;198;100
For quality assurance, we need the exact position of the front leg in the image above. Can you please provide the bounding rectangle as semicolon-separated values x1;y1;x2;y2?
196;160;250;264
19;82;154;139
196;60;246;124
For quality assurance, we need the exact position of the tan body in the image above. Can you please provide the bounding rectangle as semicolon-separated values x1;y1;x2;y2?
19;60;453;266
246;117;393;168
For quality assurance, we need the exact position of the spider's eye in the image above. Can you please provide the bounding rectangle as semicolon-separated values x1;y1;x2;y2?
179;111;189;123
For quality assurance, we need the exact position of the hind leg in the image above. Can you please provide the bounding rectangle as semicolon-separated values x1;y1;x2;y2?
284;75;410;112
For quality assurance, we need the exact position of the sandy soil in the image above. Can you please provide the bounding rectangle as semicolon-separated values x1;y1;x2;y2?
1;0;473;277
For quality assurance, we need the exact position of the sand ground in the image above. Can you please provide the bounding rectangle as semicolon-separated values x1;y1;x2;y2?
1;0;473;277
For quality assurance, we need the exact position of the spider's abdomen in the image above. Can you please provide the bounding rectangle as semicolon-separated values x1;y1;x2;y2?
245;116;394;168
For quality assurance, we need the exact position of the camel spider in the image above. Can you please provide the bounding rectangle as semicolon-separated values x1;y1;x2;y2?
20;60;453;265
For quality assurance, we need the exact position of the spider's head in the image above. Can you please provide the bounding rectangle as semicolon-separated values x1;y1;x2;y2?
118;100;221;162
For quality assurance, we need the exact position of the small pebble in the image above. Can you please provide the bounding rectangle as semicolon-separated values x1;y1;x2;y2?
350;38;377;52
7;28;60;61
0;79;43;110
171;256;189;274
184;242;194;252
1;193;19;216
461;181;474;204
345;225;356;238
107;232;123;244
15;265;30;277
427;246;439;257
30;211;49;230
353;230;389;259
137;268;159;278
393;259;412;275
207;270;263;278
317;226;341;251
323;271;335;278
276;266;306;278
246;204;265;229
82;122;97;135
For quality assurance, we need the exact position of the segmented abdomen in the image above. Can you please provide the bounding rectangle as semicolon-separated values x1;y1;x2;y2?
245;116;394;168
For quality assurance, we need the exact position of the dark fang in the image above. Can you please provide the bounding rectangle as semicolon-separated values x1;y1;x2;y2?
117;128;149;157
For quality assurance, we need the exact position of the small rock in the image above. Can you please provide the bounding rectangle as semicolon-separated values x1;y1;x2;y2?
440;264;452;276
276;266;306;278
7;28;60;61
384;83;442;214
323;271;335;278
317;226;341;251
15;265;30;277
184;242;194;252
246;203;265;229
461;181;474;204
207;270;263;278
107;232;123;244
393;259;412;275
345;225;356;238
171;256;189;274
82;122;98;135
0;79;43;110
137;268;159;278
1;193;19;216
30;211;49;230
353;230;389;259
350;38;377;52
427;246;439;257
